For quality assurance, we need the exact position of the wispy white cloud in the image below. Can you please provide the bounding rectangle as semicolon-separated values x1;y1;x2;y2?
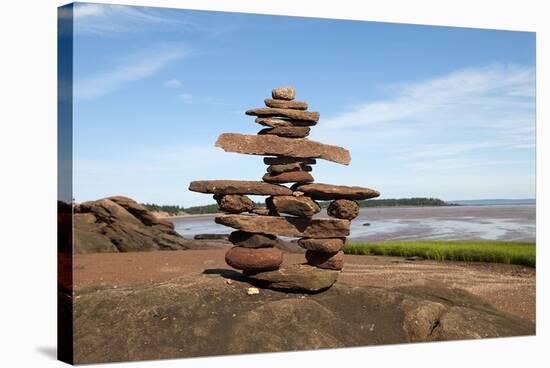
72;3;183;36
74;43;187;101
314;64;535;158
164;79;183;88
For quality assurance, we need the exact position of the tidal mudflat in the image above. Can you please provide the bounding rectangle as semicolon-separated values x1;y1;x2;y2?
170;205;535;242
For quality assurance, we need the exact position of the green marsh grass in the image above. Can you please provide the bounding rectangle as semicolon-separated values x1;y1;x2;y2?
344;240;536;267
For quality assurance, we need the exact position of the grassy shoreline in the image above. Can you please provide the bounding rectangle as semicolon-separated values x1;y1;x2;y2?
344;240;536;268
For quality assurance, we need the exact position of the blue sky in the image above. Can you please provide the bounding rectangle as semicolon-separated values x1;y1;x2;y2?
69;3;536;206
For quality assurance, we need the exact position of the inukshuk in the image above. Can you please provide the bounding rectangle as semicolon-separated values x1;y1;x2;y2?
189;86;380;292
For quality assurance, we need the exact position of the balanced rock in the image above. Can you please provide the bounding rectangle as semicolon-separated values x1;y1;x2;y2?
215;133;351;165
306;250;344;270
225;246;283;272
264;157;317;165
189;180;292;196
245;263;339;292
327;199;360;220
246;108;319;122
255;117;315;127
229;231;281;248
264;98;307;110
267;163;312;175
266;195;320;217
295;183;380;200
262;171;314;184
214;194;254;213
258;126;310;138
272;86;296;100
215;214;350;238
250;207;276;216
298;238;345;253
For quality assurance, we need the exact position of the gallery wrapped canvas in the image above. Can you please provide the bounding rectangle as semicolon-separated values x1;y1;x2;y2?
58;2;535;365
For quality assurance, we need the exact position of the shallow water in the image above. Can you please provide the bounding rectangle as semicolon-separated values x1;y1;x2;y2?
170;205;535;242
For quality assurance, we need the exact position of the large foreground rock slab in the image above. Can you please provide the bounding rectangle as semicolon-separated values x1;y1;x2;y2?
216;133;351;165
189;180;292;196
73;196;198;253
73;274;535;364
295;183;380;200
215;214;350;237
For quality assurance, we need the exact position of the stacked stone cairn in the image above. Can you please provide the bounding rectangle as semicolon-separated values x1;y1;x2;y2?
189;86;380;292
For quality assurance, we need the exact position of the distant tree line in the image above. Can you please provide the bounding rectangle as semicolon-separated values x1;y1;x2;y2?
142;197;450;216
141;203;186;215
319;197;449;208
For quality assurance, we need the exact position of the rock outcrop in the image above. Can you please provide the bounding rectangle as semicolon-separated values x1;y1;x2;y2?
72;274;535;364
73;196;200;253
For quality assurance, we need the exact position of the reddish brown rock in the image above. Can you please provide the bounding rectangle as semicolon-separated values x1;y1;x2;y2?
258;126;310;138
263;171;314;184
246;108;319;122
214;194;254;214
215;133;351;165
267;163;312;175
250;207;276;216
245;264;339;292
225;246;283;272
264;157;316;165
228;231;281;248
189;180;292;196
327;199;360;220
215;214;350;238
306;250;344;270
298;238;346;253
294;183;380;200
264;98;308;110
266;195;320;217
255;117;316;127
272;86;296;100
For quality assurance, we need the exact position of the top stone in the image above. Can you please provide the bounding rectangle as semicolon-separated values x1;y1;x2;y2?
272;86;295;100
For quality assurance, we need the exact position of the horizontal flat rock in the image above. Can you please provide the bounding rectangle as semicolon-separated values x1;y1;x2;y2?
256;117;316;127
245;264;339;292
189;180;292;196
298;238;346;253
294;183;380;200
215;133;351;165
264;98;308;110
225;246;283;272
266;195;321;217
264;157;316;165
267;163;312;175
272;86;295;100
258;126;310;138
246;108;319;122
262;171;314;184
215;214;350;238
